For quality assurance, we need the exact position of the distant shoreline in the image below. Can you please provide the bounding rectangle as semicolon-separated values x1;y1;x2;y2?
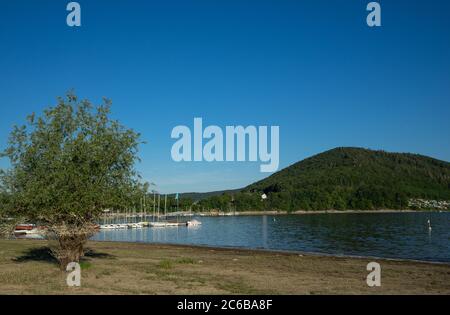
102;209;447;218
203;209;441;216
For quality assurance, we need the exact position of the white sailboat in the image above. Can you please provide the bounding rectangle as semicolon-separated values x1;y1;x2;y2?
187;219;202;227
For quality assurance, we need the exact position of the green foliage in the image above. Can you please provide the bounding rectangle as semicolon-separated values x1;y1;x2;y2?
79;261;92;270
0;92;142;226
158;259;173;269
196;147;450;211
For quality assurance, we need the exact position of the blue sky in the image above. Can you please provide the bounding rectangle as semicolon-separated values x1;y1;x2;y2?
1;0;449;193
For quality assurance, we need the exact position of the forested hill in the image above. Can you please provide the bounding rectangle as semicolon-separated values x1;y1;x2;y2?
181;189;241;202
195;147;450;211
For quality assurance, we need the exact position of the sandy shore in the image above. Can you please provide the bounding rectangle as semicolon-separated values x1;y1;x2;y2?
0;239;449;294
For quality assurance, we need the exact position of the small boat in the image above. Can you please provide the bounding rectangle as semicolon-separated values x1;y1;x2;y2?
187;219;202;226
15;224;36;231
115;224;130;229
149;222;169;228
149;221;186;227
100;223;129;230
128;223;144;229
166;222;186;227
14;229;40;235
100;224;115;229
14;224;45;236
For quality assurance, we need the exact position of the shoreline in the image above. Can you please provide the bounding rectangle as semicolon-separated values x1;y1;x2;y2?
195;209;447;216
93;239;450;265
1;239;450;294
102;209;446;218
10;237;450;265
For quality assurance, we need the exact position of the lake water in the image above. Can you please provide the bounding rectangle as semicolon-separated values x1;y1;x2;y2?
91;212;450;262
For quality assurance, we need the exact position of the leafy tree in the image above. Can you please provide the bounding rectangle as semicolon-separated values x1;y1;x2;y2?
0;92;141;268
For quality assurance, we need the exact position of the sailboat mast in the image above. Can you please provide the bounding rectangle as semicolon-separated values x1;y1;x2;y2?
143;194;146;221
153;191;156;221
176;194;179;222
164;194;167;217
157;194;161;221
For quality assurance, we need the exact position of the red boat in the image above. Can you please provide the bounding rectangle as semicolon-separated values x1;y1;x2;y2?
15;224;36;231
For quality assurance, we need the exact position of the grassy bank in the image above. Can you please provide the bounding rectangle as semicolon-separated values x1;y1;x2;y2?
0;239;449;294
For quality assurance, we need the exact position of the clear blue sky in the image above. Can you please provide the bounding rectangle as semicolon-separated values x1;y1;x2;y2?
1;0;449;193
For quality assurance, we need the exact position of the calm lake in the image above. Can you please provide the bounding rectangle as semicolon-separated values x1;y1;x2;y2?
91;212;450;263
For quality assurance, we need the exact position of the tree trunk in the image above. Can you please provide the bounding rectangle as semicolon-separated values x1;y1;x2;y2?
56;234;87;270
47;223;97;270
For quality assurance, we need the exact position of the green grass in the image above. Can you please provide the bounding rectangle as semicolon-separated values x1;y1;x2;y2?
79;261;92;270
175;257;196;264
157;259;173;269
157;257;196;269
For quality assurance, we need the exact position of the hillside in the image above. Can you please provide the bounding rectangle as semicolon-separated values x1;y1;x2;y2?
181;189;241;202
195;147;450;211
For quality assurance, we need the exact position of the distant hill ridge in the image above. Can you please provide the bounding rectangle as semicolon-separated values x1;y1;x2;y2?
181;189;241;202
190;147;450;211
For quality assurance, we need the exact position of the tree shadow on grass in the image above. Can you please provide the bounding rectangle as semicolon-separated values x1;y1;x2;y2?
84;248;115;260
13;246;115;265
13;246;57;265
